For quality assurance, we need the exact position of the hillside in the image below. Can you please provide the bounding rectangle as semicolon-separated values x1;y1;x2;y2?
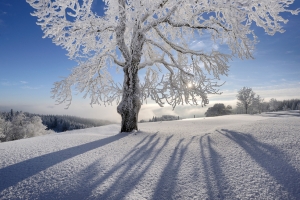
0;112;299;199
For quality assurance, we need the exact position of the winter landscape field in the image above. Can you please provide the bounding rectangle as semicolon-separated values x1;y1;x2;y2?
0;111;299;200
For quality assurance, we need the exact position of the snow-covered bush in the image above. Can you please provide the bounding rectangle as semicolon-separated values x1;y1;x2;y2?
23;116;48;138
0;112;51;142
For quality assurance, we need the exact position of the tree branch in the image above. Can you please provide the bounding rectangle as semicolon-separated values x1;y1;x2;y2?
166;18;219;33
116;0;131;62
73;24;115;34
140;0;170;23
141;3;179;33
145;39;193;77
154;26;205;56
107;53;125;67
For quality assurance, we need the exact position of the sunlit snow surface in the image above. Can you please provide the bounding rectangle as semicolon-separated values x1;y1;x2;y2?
0;112;300;199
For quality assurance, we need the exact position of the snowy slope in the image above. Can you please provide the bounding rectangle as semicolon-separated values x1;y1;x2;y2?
0;114;300;199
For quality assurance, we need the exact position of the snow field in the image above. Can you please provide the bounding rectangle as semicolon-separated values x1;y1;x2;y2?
0;114;299;199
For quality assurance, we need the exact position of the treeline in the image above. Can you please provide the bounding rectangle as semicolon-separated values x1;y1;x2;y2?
24;113;113;132
204;87;300;117
267;98;300;112
140;115;179;123
235;98;300;114
235;87;300;114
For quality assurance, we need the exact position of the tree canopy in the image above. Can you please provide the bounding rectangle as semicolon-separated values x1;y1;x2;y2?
27;0;298;106
27;0;299;131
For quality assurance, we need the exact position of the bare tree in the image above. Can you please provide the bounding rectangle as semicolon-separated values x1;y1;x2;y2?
237;87;255;114
27;0;299;132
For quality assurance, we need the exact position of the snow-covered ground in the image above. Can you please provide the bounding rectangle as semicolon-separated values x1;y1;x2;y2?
0;112;299;199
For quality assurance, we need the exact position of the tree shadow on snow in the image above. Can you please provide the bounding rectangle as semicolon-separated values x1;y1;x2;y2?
199;134;232;199
79;134;195;200
0;132;128;193
92;133;169;200
219;129;300;199
42;132;196;200
45;132;176;199
152;137;195;199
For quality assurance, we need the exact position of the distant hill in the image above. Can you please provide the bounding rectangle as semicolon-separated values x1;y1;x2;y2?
26;113;115;132
1;109;115;133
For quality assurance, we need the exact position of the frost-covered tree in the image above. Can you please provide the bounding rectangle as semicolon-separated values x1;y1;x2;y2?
0;117;11;142
252;94;264;114
9;112;27;141
236;87;255;114
24;116;48;138
226;105;232;110
269;98;280;111
27;0;299;132
0;118;4;141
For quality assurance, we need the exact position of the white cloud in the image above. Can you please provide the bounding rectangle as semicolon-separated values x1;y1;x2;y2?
21;85;43;90
1;80;30;86
0;80;43;89
1;81;17;86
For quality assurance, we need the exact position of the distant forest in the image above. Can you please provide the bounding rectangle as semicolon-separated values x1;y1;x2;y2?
142;115;179;123
1;110;113;133
235;98;300;114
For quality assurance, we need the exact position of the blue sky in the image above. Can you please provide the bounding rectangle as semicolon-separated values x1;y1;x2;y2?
0;0;300;121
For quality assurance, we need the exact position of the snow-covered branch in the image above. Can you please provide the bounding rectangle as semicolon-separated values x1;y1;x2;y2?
153;26;205;56
140;0;170;23
51;57;122;108
141;64;223;109
141;3;180;33
115;0;131;62
107;53;125;67
145;39;193;77
165;18;221;33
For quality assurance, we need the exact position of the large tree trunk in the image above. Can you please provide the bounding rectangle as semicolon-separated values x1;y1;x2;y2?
117;65;141;132
116;28;145;132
